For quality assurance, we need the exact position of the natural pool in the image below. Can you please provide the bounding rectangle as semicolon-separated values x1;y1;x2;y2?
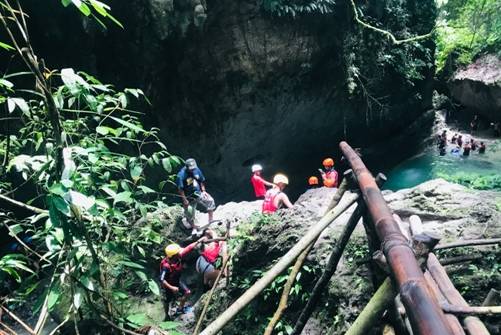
384;139;501;191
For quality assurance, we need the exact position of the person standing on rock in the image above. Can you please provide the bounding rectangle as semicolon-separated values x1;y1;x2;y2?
262;174;294;214
250;164;274;199
177;158;216;234
160;239;205;316
320;158;338;188
196;228;228;288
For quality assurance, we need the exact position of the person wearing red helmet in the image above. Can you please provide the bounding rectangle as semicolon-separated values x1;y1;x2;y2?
320;158;338;188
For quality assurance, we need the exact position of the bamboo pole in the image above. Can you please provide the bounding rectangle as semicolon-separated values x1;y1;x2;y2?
441;304;501;316
344;278;396;335
340;141;454;335
263;244;313;335
198;192;359;335
435;238;501;251
292;201;365;335
0;306;35;335
482;289;500;307
427;254;489;335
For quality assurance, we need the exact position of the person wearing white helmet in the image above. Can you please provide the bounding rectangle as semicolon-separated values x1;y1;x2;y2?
262;174;293;214
250;164;274;199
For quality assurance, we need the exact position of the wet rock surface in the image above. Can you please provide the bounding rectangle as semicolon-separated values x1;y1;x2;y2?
449;54;501;121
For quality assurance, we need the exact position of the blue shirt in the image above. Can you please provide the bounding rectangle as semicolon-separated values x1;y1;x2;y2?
176;167;205;196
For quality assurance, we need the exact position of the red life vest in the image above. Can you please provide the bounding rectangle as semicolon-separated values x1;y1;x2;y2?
160;258;183;283
323;170;338;187
251;174;266;197
202;242;222;263
262;188;280;214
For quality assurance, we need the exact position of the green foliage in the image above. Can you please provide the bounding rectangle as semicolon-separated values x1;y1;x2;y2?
436;0;501;71
263;0;336;17
436;172;501;190
60;0;124;28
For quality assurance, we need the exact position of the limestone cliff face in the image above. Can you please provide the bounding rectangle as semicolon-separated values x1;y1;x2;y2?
22;0;436;201
449;54;501;121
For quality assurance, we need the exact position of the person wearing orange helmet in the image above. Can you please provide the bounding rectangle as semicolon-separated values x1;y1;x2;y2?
320;158;338;188
308;176;319;189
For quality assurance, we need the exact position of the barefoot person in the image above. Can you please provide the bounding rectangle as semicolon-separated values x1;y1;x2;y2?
262;174;293;214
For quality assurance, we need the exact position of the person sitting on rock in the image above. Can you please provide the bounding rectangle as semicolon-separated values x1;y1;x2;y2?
160;239;205;316
320;158;338;188
479;141;486;153
250;164;274;199
308;176;319;189
177;158;216;234
262;174;293;214
196;228;228;288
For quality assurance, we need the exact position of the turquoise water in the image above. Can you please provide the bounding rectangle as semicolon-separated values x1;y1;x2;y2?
384;139;501;191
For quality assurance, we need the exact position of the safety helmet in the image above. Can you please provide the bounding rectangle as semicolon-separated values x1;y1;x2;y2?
308;176;319;185
165;244;181;258
251;164;263;173
323;158;334;167
273;174;289;185
185;158;197;170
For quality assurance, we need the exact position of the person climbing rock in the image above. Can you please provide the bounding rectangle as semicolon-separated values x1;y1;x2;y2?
262;174;293;214
320;158;338;188
160;239;205;317
250;164;274;199
196;228;228;288
177;158;216;234
308;176;319;189
463;142;471;156
479;141;486;154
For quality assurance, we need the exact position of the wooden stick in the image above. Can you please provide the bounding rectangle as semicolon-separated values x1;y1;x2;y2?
427;253;489;335
193;255;232;335
198;192;359;335
345;278;396;335
440;254;482;266
292;201;365;335
0;193;46;214
482;289;500;307
0;306;35;334
442;303;501;316
435;238;501;250
263;244;313;335
0;321;17;335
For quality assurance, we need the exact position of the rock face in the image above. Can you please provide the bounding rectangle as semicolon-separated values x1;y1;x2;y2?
19;0;437;201
449;54;501;121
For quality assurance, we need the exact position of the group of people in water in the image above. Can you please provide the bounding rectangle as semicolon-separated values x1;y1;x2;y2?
160;156;340;317
437;129;486;157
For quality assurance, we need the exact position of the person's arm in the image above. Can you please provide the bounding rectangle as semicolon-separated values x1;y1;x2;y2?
177;172;189;207
255;175;274;187
278;193;294;209
160;269;179;293
179;237;206;257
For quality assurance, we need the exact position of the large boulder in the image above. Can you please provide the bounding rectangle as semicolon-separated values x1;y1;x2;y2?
449;54;501;121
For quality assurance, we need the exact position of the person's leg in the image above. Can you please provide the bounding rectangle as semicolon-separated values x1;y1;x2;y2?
178;280;191;311
205;269;220;288
198;192;216;224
